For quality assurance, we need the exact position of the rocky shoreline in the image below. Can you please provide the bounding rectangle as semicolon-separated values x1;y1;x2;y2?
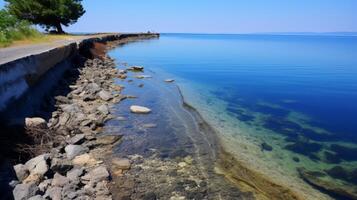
5;36;158;200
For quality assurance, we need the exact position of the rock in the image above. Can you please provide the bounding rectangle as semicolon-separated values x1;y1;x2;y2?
293;157;300;162
55;96;71;104
65;145;89;160
58;112;70;126
117;116;126;121
23;174;42;184
94;135;121;146
165;79;175;83
38;179;52;192
97;104;110;115
13;183;39;200
13;164;29;182
68;134;86;145
85;83;101;94
44;187;62;200
60;104;81;114
261;142;273;151
118;74;128;79
28;195;43;200
25;154;49;177
98;91;113;101
66;168;84;182
130;105;151;114
112;158;131;170
128;66;144;71
142;123;157;128
89;166;110;182
50;158;73;175
143;192;157;200
72;153;98;167
178;162;187;168
52;173;70;187
25;117;47;129
138;83;144;87
9;180;19;188
134;75;152;79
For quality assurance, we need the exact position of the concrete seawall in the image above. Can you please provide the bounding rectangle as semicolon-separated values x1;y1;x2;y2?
0;33;159;120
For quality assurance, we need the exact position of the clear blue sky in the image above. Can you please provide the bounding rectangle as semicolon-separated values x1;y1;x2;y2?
1;0;357;33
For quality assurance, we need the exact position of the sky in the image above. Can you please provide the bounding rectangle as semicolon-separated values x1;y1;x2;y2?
1;0;357;33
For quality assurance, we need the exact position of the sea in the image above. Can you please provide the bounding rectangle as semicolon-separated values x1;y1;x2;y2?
108;33;357;199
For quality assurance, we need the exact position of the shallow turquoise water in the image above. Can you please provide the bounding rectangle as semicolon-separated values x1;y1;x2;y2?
110;34;357;197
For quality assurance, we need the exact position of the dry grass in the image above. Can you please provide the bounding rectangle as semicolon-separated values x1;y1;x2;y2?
1;34;85;48
16;127;65;157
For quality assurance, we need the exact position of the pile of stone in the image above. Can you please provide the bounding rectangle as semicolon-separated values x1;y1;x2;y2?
11;57;125;200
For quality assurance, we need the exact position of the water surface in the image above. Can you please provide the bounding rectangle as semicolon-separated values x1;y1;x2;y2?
109;34;357;199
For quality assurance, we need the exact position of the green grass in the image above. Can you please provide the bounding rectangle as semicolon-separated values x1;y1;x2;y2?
0;9;43;47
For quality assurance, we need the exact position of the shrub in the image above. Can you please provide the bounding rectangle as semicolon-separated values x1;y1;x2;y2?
0;9;42;47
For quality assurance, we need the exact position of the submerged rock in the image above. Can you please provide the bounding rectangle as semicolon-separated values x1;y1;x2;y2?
164;79;175;83
130;105;151;114
134;75;152;79
112;158;131;170
128;66;144;71
261;142;273;151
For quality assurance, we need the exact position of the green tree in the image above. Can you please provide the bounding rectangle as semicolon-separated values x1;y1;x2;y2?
5;0;85;34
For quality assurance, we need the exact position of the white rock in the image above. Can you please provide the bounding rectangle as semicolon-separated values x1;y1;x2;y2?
130;105;151;114
165;79;175;83
134;75;152;79
25;118;47;129
14;164;29;182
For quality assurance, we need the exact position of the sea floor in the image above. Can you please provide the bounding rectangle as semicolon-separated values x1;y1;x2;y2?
103;69;254;199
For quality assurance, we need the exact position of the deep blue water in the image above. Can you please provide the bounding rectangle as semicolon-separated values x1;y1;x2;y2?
115;33;357;139
110;34;357;190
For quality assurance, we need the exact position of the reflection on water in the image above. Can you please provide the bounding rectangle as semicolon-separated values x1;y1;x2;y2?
109;34;357;199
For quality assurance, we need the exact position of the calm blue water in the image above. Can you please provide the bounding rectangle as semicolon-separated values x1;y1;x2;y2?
110;34;357;194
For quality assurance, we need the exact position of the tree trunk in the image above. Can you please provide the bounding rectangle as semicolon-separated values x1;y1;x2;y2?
55;23;65;34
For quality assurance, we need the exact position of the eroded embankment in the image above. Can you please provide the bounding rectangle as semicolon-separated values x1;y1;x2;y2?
0;33;159;200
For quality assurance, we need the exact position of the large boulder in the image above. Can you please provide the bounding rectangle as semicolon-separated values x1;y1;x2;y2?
130;105;151;114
